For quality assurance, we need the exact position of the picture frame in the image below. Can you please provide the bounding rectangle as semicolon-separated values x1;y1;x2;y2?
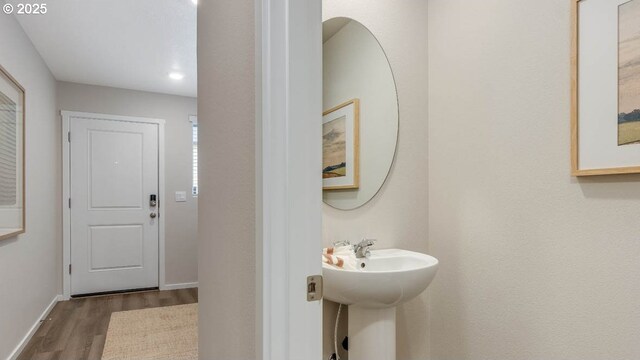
322;99;359;190
0;64;26;240
571;0;640;176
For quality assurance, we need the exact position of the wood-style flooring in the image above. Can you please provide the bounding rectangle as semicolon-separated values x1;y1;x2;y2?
17;288;198;360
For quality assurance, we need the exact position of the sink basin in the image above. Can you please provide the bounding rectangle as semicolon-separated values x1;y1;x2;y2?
322;248;439;309
323;248;438;359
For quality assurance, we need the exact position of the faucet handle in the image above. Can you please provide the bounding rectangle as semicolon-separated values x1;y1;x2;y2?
361;238;376;246
355;238;376;258
333;240;351;247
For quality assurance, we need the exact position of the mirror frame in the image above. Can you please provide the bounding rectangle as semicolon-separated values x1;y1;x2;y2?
322;17;400;211
0;64;26;241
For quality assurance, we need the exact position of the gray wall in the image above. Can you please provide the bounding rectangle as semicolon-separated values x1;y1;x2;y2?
197;0;256;358
0;15;60;360
322;1;429;359
57;82;198;286
428;0;640;358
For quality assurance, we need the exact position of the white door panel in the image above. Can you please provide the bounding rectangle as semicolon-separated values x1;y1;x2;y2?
89;225;143;270
89;130;144;208
70;116;159;295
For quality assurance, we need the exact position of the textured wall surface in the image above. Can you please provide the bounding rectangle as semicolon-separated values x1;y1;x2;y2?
428;0;640;359
322;1;429;359
197;0;257;358
0;14;60;360
57;82;198;286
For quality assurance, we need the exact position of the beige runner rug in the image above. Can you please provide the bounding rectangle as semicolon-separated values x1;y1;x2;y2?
101;304;198;360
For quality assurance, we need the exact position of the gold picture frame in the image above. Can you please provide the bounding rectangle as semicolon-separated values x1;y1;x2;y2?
0;64;26;241
322;99;360;190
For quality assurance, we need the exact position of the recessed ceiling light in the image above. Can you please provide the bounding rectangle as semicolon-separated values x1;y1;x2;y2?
169;72;185;80
191;0;197;5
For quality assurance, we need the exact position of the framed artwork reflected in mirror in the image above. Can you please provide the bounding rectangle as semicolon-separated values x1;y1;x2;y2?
323;99;360;190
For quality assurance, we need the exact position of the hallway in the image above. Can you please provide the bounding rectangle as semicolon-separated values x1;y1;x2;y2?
17;289;198;360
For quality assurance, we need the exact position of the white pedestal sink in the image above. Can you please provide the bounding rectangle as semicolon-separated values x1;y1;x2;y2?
322;249;439;360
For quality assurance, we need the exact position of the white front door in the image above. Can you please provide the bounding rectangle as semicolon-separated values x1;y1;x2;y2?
70;115;159;296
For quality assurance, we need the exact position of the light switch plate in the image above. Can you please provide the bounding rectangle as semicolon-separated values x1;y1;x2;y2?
175;191;187;202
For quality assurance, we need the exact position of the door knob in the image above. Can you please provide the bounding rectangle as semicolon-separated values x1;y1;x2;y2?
150;212;157;219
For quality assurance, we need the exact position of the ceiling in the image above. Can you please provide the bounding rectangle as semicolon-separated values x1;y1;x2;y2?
9;0;197;97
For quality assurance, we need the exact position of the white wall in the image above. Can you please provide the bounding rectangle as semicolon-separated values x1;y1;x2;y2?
0;14;60;360
322;1;429;359
56;81;198;286
428;0;640;359
197;0;256;358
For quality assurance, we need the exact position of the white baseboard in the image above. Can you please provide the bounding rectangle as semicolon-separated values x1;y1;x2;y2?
161;282;198;291
8;294;62;360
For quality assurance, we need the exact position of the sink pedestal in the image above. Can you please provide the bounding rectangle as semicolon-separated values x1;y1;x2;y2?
348;306;396;360
324;249;439;360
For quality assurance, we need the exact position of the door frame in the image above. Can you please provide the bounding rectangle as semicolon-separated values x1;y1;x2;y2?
256;0;323;358
61;111;166;300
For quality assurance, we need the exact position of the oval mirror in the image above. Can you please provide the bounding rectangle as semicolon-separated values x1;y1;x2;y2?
322;17;398;210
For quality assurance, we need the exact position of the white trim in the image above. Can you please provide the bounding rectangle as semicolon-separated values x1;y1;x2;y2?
8;295;62;360
158;121;167;291
254;0;264;356
61;110;166;125
62;112;71;300
162;282;199;291
258;0;323;358
61;111;166;299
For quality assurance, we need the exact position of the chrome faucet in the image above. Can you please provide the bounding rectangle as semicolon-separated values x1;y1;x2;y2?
354;238;376;258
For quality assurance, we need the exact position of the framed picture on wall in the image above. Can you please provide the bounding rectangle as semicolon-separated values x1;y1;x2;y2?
322;99;359;190
572;0;640;175
0;65;26;240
